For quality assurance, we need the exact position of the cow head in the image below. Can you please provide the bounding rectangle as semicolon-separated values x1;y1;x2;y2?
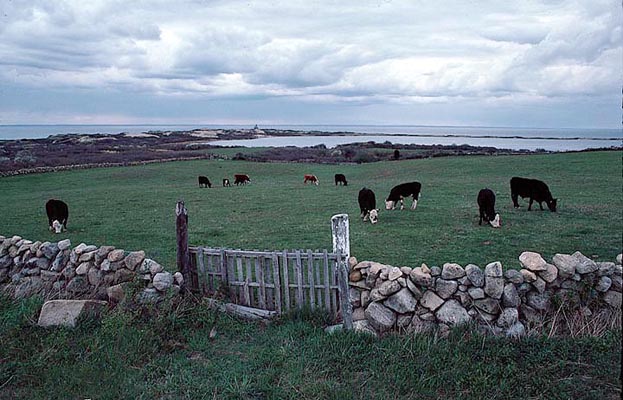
489;214;501;228
52;220;63;234
369;209;379;224
385;200;395;210
547;199;558;212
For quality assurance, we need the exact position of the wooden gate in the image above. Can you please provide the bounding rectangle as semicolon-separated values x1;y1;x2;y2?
176;201;353;328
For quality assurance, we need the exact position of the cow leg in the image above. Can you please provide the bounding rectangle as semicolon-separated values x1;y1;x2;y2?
400;198;405;210
538;202;544;210
511;193;520;208
528;198;533;210
411;197;417;210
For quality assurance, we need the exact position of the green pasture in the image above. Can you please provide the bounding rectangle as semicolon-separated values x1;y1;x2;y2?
0;150;621;270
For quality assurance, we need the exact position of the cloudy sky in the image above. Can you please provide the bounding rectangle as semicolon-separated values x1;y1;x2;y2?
0;0;620;127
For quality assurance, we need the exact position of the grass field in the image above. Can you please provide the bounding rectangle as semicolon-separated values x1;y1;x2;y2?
1;150;621;270
1;295;621;400
1;150;621;399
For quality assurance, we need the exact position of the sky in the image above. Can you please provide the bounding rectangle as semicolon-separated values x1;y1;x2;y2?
0;0;621;128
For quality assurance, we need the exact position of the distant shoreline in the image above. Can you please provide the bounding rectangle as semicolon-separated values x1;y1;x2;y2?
0;128;620;177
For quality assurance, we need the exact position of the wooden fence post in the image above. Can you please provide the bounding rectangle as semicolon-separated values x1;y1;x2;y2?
176;200;192;292
331;214;353;330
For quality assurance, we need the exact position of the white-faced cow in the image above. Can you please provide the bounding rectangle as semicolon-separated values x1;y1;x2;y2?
198;176;212;188
304;174;319;185
234;174;251;185
334;174;348;186
510;177;557;212
385;182;422;210
45;199;68;234
358;188;378;224
223;178;231;187
477;188;501;228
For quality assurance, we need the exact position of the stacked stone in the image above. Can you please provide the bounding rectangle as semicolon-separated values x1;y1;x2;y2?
348;251;622;337
0;235;182;302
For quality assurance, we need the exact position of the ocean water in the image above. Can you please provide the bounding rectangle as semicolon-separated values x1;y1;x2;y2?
0;124;621;151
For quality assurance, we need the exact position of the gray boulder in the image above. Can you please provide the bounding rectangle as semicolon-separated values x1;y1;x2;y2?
484;261;503;277
496;307;519;328
365;301;396;332
441;263;465;279
435;279;458;299
153;272;174;291
378;280;401;297
383;288;417;313
572;252;598;274
38;300;108;328
502;283;520;308
39;242;60;259
465;264;484;287
552;254;576;278
484;276;504;299
526;291;550;311
419;290;444;311
504;269;523;284
519;251;547;271
435;299;471;326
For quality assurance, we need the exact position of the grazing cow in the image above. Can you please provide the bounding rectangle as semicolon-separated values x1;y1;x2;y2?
223;178;231;187
45;199;68;234
234;174;251;185
385;182;422;210
358;188;378;224
510;177;557;212
304;174;319;185
477;189;501;228
334;174;348;186
198;176;212;188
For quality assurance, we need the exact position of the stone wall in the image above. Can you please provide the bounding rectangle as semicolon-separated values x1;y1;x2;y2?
0;235;183;303
348;251;622;337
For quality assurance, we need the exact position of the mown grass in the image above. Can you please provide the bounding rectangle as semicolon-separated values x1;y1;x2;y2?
1;151;621;270
0;294;620;399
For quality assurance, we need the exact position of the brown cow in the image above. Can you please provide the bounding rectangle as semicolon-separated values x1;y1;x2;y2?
304;174;319;185
234;174;251;185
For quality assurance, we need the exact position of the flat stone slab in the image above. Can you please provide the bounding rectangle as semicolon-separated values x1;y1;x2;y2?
38;300;108;328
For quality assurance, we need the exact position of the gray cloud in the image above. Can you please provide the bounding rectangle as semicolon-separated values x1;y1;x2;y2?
0;0;620;125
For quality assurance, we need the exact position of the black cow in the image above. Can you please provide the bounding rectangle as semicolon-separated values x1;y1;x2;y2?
358;188;378;224
198;176;212;188
223;178;231;187
334;173;348;186
477;189;501;228
234;174;251;185
510;177;557;212
45;199;68;234
385;182;422;210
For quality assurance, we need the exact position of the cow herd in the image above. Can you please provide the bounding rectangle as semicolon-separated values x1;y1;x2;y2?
356;176;556;228
44;169;557;234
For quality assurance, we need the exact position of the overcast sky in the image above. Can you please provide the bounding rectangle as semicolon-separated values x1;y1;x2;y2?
0;0;620;127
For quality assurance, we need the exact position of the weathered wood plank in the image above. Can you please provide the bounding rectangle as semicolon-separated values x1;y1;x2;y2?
323;250;331;312
256;257;266;309
307;250;315;309
237;257;250;306
264;257;274;310
282;250;290;312
295;250;304;307
205;299;277;321
197;248;207;294
272;253;282;314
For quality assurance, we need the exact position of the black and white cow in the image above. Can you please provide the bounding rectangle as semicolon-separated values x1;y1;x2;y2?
510;177;557;212
385;182;422;210
477;188;501;228
198;176;212;188
45;199;68;234
334;173;348;186
358;188;378;224
223;178;231;187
